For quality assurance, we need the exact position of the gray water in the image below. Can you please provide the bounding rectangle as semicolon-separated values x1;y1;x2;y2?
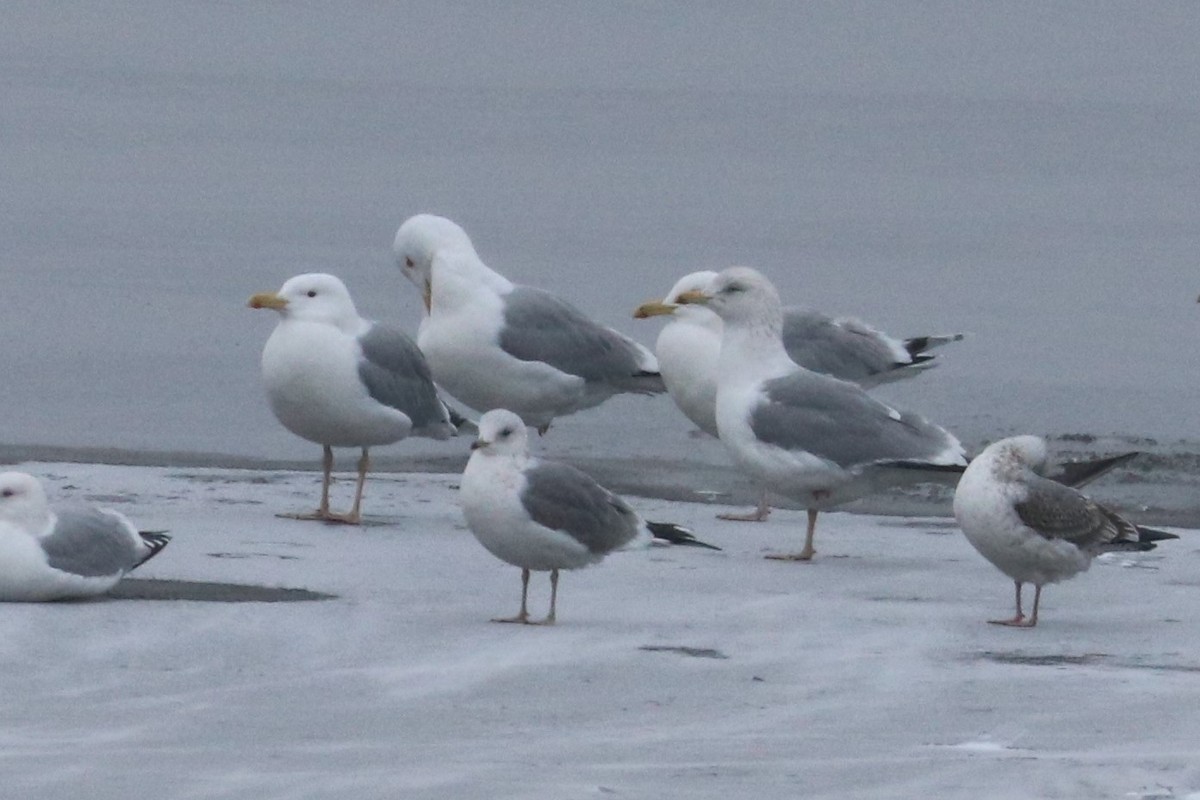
4;3;1200;516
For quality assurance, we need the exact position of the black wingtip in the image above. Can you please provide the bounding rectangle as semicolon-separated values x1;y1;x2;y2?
1049;451;1141;488
645;521;722;551
1136;526;1180;545
135;530;172;567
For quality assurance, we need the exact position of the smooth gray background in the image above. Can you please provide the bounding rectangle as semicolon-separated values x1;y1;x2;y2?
4;2;1198;466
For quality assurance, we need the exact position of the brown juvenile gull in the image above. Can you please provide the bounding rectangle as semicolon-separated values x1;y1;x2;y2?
953;435;1176;628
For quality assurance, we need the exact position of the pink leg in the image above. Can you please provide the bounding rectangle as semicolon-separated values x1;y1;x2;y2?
766;508;818;561
492;568;533;624
717;490;772;522
989;581;1038;627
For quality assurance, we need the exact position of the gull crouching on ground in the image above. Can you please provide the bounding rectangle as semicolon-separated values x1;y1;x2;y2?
392;214;665;434
634;270;964;521
249;272;457;524
460;409;719;625
0;472;169;601
677;267;969;561
953;435;1177;628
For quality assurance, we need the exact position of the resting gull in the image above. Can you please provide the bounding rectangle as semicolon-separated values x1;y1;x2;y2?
953;435;1176;627
635;270;964;521
460;409;719;625
677;267;968;561
249;272;457;524
0;472;169;601
392;214;665;433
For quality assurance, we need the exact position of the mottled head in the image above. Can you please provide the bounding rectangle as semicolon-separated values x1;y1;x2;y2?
980;435;1051;478
248;273;361;330
0;471;51;533
676;266;784;331
392;214;479;310
470;409;530;458
633;270;720;322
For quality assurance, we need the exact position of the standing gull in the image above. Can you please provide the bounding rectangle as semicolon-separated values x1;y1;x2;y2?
954;435;1176;628
460;409;719;625
635;270;964;521
392;214;665;433
0;472;169;601
249;273;456;524
678;267;969;561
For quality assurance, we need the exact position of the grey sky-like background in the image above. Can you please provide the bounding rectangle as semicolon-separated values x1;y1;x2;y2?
3;2;1199;465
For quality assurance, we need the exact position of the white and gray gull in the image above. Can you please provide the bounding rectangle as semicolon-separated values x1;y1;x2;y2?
460;409;719;625
635;269;963;521
953;435;1176;628
677;266;969;561
0;471;170;601
249;272;458;524
392;214;665;434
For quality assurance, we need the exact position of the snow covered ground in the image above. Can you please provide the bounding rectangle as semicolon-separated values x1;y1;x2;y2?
1;461;1196;799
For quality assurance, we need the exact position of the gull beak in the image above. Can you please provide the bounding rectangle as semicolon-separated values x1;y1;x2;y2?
674;289;711;306
632;300;678;319
248;292;288;310
470;438;489;451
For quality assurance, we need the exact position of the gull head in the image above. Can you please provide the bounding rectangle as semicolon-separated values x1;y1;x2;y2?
393;214;477;312
977;435;1050;480
248;273;361;330
0;471;51;533
470;409;530;458
633;270;720;322
675;266;783;329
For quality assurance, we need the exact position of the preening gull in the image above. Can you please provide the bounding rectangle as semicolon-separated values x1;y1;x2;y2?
460;409;719;625
634;270;964;521
678;267;969;561
392;214;665;433
953;435;1176;628
249;273;457;524
0;472;169;601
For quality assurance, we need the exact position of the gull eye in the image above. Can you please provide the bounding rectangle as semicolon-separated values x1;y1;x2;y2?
1;489;13;498
405;257;415;268
499;426;514;438
306;290;317;298
725;282;745;294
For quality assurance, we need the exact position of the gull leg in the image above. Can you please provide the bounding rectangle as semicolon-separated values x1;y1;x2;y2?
492;568;533;624
324;447;369;525
717;490;772;522
989;581;1036;627
536;569;559;626
279;445;342;522
766;508;818;561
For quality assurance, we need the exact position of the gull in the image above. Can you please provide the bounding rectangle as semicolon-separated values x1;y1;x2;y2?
953;435;1176;627
249;272;456;524
0;471;169;601
392;214;665;433
460;409;719;625
635;270;963;521
678;266;969;561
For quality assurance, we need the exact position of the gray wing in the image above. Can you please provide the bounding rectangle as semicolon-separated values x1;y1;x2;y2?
520;461;641;554
748;372;963;469
783;310;907;382
1013;476;1134;550
358;323;455;439
40;509;139;578
499;287;663;390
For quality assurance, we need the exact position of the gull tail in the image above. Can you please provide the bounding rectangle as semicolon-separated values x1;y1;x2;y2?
903;332;966;357
644;521;721;551
135;530;171;568
1048;451;1140;488
1134;526;1179;548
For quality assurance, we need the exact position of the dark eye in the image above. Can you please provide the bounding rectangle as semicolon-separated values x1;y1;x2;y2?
306;290;317;298
1;489;13;498
725;283;745;294
499;426;514;438
405;257;415;268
